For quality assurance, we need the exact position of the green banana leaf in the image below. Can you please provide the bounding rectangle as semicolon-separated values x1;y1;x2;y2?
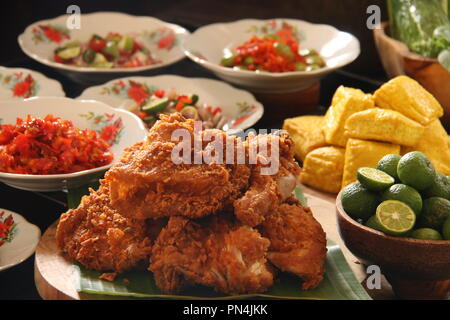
67;185;371;300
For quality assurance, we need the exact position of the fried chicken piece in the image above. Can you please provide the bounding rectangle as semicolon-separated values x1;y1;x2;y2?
260;198;327;290
234;132;301;226
149;214;274;295
56;180;156;273
106;113;300;226
106;113;251;219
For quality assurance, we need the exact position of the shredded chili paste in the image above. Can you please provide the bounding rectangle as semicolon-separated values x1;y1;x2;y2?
0;114;113;174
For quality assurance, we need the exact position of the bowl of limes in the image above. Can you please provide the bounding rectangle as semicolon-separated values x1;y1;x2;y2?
336;151;450;299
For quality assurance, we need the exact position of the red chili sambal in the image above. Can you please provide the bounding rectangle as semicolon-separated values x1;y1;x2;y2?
0;114;113;174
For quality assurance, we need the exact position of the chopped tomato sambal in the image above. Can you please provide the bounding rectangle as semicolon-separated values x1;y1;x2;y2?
0;114;113;174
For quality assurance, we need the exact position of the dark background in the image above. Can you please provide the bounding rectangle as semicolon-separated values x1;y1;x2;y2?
0;0;388;78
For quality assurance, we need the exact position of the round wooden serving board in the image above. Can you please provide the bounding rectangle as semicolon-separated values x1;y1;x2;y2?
34;188;396;300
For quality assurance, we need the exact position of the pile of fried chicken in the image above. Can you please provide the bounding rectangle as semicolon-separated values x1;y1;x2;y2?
56;113;327;295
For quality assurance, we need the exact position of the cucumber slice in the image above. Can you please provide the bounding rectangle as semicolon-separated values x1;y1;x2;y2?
108;36;121;44
118;36;134;51
91;53;113;68
91;34;104;40
300;48;318;57
57;46;81;60
141;97;169;113
221;56;235;67
83;48;96;63
295;62;306;71
103;40;119;58
274;42;294;59
180;106;199;119
188;94;199;105
265;34;281;40
243;56;254;65
93;52;108;63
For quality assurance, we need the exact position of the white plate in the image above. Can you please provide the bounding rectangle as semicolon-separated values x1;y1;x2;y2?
77;75;264;131
0;66;65;100
0;209;40;272
0;97;147;192
183;18;360;93
18;12;190;84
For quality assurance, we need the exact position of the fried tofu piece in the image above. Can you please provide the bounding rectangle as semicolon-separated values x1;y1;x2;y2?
373;76;443;126
401;119;450;175
344;108;425;147
282;116;327;161
323;86;375;147
300;146;345;193
342;139;401;188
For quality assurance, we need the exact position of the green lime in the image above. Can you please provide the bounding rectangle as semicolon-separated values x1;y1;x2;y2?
57;46;81;60
375;200;416;236
381;184;423;216
341;182;380;222
442;216;450;240
357;167;395;191
422;173;450;200
418;197;450;230
376;154;401;181
365;215;384;232
410;228;443;240
397;151;436;191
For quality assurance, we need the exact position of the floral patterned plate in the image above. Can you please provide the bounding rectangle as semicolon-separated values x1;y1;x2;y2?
18;12;189;84
0;67;65;100
77;75;264;131
0;97;147;192
0;209;40;272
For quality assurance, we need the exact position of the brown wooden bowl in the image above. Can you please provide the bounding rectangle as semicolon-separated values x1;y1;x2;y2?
373;21;450;131
336;191;450;299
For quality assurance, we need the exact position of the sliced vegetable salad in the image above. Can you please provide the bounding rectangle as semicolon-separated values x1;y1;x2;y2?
125;83;228;129
53;32;160;68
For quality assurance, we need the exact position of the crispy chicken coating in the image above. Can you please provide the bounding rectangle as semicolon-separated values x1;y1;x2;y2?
233;132;301;226
56;112;327;294
106;114;299;227
106;113;251;220
260;197;327;290
149;214;274;294
56;180;155;273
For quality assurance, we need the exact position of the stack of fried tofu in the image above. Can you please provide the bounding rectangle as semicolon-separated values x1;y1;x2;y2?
283;76;449;193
